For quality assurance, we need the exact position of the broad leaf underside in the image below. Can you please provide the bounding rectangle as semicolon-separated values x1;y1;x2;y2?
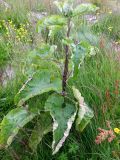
0;108;36;149
72;86;94;132
29;112;52;151
45;94;77;154
15;70;62;106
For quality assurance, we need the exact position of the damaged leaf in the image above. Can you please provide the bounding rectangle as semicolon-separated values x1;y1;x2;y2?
0;108;36;149
45;93;77;154
15;70;62;106
72;86;94;132
29;112;52;151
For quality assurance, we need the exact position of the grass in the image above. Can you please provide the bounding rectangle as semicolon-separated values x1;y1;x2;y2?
68;45;120;159
92;13;120;41
0;40;10;67
0;0;49;26
0;0;120;160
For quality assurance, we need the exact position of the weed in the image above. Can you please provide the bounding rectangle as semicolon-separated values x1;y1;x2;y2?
92;13;120;41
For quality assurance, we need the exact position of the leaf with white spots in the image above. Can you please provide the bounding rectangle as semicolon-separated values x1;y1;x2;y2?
0;108;36;149
29;112;52;151
72;86;94;132
73;3;99;17
15;70;62;106
45;93;77;154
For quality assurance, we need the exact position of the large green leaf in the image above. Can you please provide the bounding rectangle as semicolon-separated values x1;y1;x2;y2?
28;49;61;76
54;0;74;17
72;86;94;132
15;70;62;106
32;44;57;59
45;94;77;154
54;1;98;17
44;15;66;26
48;25;63;37
72;42;86;77
37;15;66;33
72;41;97;77
73;3;99;17
29;112;52;151
0;107;36;149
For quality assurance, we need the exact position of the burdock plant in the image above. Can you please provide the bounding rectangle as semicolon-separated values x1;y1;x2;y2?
0;0;98;154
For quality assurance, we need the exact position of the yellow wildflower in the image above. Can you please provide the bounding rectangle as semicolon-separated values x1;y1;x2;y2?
115;41;119;45
109;10;112;14
114;128;120;134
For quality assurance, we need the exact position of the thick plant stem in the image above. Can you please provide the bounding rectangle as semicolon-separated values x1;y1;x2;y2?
62;18;71;95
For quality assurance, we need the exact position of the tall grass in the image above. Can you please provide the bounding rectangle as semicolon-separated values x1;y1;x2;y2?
70;47;120;159
92;13;120;41
0;40;10;67
0;0;50;26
